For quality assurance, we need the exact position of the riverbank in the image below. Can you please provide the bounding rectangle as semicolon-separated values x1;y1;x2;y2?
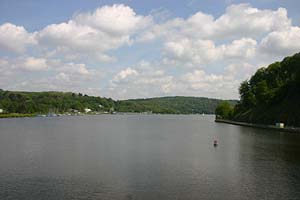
215;119;300;133
0;112;116;119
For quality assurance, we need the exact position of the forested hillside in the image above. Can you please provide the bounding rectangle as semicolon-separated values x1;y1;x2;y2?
117;97;237;114
0;89;236;114
217;52;300;126
0;90;115;113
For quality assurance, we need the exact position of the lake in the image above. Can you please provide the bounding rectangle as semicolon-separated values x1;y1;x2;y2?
0;115;300;200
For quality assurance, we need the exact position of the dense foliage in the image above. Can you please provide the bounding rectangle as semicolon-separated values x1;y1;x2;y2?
220;52;300;126
0;90;236;114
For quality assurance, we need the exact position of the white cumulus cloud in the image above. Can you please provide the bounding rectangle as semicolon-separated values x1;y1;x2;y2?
0;23;36;53
113;67;139;82
138;4;291;42
163;37;257;66
37;4;152;62
109;63;175;99
23;57;48;71
259;27;300;56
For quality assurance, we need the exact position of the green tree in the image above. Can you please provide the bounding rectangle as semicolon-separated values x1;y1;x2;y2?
215;101;234;119
239;80;256;109
254;80;270;104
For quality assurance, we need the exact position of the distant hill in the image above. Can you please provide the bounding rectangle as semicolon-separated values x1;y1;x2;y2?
217;52;300;126
117;96;237;114
0;90;236;114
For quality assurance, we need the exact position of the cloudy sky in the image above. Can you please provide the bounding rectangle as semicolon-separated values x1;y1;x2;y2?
0;0;300;100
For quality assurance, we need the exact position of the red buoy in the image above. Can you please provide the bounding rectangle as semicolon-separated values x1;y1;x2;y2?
213;140;218;146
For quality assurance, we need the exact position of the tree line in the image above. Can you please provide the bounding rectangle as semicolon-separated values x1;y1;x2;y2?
0;90;236;115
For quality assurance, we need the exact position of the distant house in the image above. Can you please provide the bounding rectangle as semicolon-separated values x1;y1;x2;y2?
109;107;115;113
68;109;79;113
0;108;3;113
84;108;92;113
275;123;284;128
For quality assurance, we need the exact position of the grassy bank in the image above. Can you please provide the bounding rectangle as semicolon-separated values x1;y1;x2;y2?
0;113;36;118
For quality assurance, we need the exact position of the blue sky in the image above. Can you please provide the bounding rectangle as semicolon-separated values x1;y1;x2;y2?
0;0;300;99
1;0;300;30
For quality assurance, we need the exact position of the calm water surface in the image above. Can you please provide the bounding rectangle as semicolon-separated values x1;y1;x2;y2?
0;115;300;200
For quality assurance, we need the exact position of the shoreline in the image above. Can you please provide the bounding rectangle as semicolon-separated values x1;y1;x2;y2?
215;119;300;133
0;113;213;119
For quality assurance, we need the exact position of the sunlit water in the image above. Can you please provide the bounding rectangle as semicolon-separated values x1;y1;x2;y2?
0;115;300;200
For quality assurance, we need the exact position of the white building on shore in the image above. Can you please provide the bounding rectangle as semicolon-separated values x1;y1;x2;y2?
84;108;92;113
